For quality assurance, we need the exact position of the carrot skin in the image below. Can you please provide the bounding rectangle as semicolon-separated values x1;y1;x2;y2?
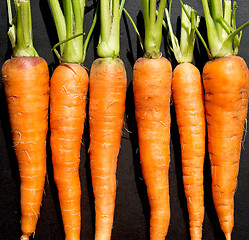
133;57;172;240
89;58;127;240
50;63;89;240
202;56;249;238
172;63;205;240
1;56;49;238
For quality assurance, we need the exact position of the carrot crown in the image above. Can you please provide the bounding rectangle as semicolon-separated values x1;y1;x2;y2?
7;0;38;58
142;0;167;59
96;0;125;58
48;0;97;64
165;2;200;63
202;0;249;58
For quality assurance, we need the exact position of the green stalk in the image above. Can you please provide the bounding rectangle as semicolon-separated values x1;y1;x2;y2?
49;0;86;64
165;3;199;63
97;0;122;58
7;0;38;57
142;0;167;58
202;0;249;58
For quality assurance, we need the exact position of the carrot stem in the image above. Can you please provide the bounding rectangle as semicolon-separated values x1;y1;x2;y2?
7;0;38;57
142;0;166;58
49;0;87;64
202;0;249;58
97;0;122;58
165;3;199;63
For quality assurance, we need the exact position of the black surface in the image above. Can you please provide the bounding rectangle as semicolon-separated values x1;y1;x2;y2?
1;1;249;240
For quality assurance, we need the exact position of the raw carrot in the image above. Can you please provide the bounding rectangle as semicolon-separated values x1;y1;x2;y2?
48;0;96;238
125;0;171;238
165;3;205;239
50;63;88;240
133;57;172;240
203;55;249;240
1;1;49;239
88;0;127;239
89;58;126;240
200;0;249;239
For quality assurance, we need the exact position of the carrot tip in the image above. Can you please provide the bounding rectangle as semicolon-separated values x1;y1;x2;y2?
20;234;29;240
225;233;231;240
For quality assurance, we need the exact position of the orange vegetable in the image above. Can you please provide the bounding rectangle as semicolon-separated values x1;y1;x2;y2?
50;63;88;239
2;57;49;240
89;58;127;240
203;56;249;240
172;63;205;240
133;57;172;240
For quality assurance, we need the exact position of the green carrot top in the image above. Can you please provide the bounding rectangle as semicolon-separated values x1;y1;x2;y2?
142;0;167;59
49;0;96;64
165;2;200;63
201;0;249;58
96;0;125;58
7;0;38;58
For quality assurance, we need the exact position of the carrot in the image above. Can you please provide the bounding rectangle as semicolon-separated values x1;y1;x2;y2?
50;63;88;239
124;0;171;238
200;0;249;239
48;0;96;238
133;57;171;240
89;58;126;240
1;1;49;239
88;0;127;239
165;3;205;239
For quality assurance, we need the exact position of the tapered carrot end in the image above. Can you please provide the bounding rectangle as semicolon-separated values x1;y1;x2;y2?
20;234;29;240
225;233;231;240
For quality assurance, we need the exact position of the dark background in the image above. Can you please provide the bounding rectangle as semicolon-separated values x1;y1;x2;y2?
1;0;249;239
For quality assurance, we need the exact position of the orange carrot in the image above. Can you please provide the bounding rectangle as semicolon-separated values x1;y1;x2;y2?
88;0;127;238
133;57;171;240
50;63;88;239
126;0;171;238
200;1;249;239
165;4;205;239
2;56;49;240
48;0;97;238
89;58;127;240
203;56;249;240
172;63;205;240
2;1;49;239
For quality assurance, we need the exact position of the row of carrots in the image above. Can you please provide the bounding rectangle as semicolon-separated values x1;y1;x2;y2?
1;0;249;240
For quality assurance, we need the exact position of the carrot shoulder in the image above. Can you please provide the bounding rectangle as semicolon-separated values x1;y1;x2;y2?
2;57;49;239
133;57;172;240
89;58;127;240
203;56;249;239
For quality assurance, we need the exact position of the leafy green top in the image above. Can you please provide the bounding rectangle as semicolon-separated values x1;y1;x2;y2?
165;2;200;63
202;0;249;58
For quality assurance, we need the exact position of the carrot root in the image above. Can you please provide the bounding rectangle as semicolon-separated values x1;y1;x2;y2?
1;57;49;238
133;57;172;240
50;63;89;240
89;58;127;240
172;62;205;240
203;56;249;237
